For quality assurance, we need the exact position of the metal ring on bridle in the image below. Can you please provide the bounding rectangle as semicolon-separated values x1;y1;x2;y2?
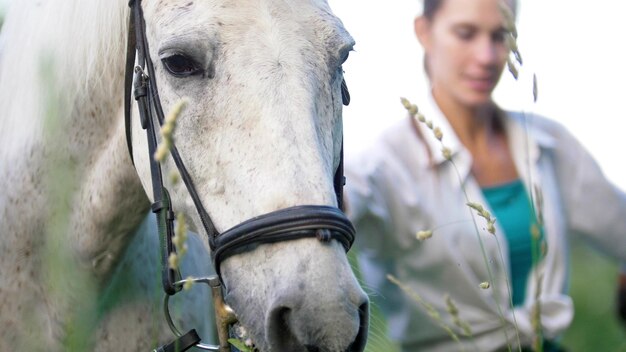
163;277;220;351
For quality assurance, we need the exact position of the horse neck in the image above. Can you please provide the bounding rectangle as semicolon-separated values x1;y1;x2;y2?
0;0;149;283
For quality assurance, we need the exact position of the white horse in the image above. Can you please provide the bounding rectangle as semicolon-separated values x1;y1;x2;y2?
0;0;368;351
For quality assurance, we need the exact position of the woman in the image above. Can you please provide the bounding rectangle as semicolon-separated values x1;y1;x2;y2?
345;0;626;351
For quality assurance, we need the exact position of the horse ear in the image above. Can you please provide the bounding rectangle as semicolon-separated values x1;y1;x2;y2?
341;78;350;106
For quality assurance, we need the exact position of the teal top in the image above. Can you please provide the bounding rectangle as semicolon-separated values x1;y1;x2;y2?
482;179;541;307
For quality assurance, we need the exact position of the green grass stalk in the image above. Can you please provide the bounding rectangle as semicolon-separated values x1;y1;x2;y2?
402;98;522;351
387;275;467;352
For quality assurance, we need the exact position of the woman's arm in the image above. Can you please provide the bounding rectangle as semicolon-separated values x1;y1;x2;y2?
551;122;626;261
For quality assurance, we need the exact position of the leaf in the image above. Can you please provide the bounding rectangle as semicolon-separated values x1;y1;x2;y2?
228;338;253;352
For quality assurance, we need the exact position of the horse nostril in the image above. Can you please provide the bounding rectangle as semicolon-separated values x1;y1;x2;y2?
270;306;292;333
266;290;369;352
266;306;300;351
347;301;370;352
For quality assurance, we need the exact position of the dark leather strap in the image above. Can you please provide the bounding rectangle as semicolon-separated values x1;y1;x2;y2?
212;205;355;279
341;78;350;106
334;140;346;211
168;146;219;239
124;6;136;165
129;0;181;295
155;329;201;352
126;0;220;244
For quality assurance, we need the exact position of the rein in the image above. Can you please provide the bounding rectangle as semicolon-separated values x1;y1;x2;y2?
124;1;354;351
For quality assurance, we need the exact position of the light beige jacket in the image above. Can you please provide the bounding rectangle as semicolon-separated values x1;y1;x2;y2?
346;94;626;351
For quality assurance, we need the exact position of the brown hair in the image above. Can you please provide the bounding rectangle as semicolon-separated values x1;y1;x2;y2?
422;0;443;20
423;0;518;20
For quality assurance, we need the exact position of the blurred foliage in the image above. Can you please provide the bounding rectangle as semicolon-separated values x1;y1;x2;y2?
25;56;100;351
562;238;626;352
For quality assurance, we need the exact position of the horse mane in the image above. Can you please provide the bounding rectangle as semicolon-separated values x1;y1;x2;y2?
0;0;129;158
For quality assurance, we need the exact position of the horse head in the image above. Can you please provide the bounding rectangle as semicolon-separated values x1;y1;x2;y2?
130;1;368;350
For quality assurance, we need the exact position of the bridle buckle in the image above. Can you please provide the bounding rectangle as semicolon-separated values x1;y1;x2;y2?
161;276;238;352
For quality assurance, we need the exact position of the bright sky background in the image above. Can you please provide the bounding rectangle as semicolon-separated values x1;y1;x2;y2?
1;0;625;189
329;0;626;191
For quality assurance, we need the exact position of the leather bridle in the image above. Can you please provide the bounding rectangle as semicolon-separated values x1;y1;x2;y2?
124;1;354;350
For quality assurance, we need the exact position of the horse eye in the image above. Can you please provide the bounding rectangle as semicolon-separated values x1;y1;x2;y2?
161;54;203;77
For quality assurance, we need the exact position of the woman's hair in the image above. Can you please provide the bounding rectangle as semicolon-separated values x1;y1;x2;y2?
422;0;517;20
422;0;442;20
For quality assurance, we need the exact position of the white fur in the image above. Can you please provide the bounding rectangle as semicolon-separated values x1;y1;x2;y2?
0;0;366;351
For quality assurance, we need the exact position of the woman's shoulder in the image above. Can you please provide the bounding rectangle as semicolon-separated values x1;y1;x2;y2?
348;117;429;175
505;110;580;147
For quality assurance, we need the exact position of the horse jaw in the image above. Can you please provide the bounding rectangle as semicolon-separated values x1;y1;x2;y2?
131;0;369;350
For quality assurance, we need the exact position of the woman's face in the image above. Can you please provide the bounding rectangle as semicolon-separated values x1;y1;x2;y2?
416;0;512;108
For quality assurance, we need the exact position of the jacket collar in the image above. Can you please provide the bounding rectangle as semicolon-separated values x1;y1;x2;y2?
415;92;556;187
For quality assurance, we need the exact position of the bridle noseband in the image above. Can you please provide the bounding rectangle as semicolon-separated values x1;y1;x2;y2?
124;1;354;350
